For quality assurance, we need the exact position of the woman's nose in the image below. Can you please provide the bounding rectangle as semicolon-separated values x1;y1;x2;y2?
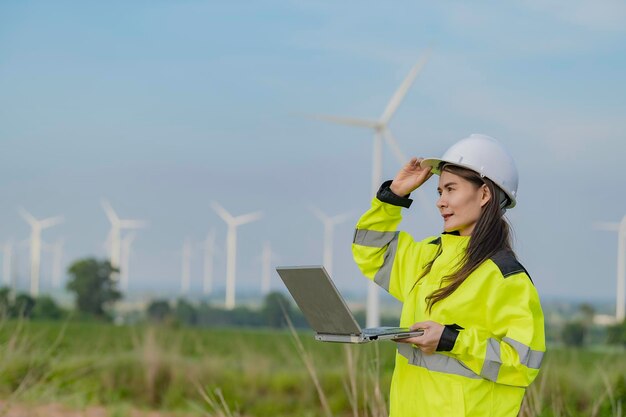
437;195;447;209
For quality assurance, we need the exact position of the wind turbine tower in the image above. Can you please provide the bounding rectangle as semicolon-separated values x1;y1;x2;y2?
308;54;431;327
18;208;64;297
310;207;352;277
595;215;626;322
101;200;146;279
260;241;280;296
211;202;262;309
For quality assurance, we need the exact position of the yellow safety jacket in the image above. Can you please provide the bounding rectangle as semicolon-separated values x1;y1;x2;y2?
352;183;545;417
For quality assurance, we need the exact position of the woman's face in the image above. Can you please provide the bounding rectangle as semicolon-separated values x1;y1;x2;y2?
436;170;491;236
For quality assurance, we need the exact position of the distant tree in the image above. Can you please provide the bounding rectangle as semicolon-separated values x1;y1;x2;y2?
578;303;596;344
561;321;586;347
0;287;11;317
32;295;65;320
579;303;595;325
231;306;264;327
147;300;172;323
262;292;292;328
174;299;197;325
12;293;36;318
66;258;122;319
607;319;626;346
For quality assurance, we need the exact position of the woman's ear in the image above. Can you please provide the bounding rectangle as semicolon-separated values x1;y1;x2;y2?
479;184;491;208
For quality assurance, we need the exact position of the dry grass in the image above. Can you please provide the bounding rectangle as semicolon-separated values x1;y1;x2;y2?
0;320;625;417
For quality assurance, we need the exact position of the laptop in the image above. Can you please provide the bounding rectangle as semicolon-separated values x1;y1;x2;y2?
276;266;423;344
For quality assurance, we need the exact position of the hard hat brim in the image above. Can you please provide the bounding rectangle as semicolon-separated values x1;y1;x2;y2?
420;158;444;174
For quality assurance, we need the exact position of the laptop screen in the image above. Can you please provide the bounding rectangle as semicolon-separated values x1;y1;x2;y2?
276;266;362;335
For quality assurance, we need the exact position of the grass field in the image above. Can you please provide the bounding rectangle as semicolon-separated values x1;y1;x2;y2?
0;320;624;417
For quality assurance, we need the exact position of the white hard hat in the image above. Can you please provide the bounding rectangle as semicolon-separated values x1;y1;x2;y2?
421;134;519;209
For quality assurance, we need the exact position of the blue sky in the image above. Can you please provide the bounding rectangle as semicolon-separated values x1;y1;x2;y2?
1;0;625;304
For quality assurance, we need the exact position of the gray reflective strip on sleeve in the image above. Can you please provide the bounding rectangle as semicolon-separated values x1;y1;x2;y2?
503;337;544;369
353;229;400;292
480;338;502;382
353;229;398;248
397;343;480;380
373;234;399;292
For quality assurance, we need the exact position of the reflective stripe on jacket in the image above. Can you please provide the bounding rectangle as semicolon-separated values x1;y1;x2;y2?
352;195;546;417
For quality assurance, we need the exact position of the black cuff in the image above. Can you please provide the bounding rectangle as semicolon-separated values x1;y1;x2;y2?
376;180;413;208
436;324;463;352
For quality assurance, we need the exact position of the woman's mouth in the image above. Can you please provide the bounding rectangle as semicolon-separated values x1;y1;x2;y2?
442;214;453;221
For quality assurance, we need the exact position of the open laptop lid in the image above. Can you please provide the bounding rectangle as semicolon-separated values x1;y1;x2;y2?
276;266;362;335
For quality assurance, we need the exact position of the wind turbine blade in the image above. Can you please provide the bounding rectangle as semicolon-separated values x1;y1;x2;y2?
331;211;354;225
234;211;263;226
382;129;408;165
211;202;234;223
17;207;37;225
306;114;379;129
593;222;619;232
380;51;431;124
309;206;329;223
40;216;64;229
101;200;119;224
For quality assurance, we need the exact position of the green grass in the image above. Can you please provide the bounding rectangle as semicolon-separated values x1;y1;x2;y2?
0;320;624;417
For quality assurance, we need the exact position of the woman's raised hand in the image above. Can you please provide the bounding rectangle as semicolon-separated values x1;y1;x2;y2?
389;157;433;196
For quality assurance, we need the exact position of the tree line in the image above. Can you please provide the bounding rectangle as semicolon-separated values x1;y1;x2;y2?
3;256;626;345
0;257;393;330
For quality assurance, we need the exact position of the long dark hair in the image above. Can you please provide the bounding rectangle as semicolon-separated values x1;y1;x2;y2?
420;164;515;313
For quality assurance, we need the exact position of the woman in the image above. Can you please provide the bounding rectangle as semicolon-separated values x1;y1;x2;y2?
352;134;545;417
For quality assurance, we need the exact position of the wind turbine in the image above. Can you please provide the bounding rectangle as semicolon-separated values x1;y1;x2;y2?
2;241;13;288
307;54;432;327
18;208;64;297
259;241;279;296
310;207;352;277
594;215;626;322
101;200;146;279
211;202;262;309
181;238;193;295
120;233;136;292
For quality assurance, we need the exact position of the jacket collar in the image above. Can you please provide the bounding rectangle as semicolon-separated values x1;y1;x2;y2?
440;230;470;250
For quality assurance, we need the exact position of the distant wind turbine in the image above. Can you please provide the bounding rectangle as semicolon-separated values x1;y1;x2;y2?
18;208;64;297
310;207;352;277
259;241;279;296
101;200;146;279
594;215;626;322
211;202;262;309
306;53;432;327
